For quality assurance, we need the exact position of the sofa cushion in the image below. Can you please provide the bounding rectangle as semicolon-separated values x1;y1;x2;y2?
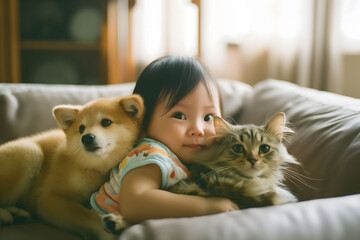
120;194;360;240
238;79;360;200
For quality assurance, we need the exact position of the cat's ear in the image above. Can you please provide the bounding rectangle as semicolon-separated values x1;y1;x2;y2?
214;116;232;136
265;112;293;141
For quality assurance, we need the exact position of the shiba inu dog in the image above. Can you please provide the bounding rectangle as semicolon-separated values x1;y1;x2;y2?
0;94;145;239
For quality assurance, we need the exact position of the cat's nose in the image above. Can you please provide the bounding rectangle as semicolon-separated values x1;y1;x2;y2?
247;157;258;166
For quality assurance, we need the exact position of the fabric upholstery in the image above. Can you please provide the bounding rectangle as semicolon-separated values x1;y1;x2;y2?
0;83;134;144
121;194;360;240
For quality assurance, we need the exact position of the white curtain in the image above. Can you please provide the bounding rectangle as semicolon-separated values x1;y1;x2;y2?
130;0;360;96
132;0;198;66
202;0;360;96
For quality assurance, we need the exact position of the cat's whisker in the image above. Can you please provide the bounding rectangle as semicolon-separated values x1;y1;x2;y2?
283;171;321;191
284;173;319;191
282;173;307;191
284;168;324;181
263;168;285;185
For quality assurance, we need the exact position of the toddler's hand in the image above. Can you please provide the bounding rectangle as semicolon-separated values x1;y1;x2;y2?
205;197;239;214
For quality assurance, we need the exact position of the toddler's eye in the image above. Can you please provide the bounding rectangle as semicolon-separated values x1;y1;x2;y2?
173;112;186;120
101;119;112;127
79;125;85;134
232;144;245;154
259;144;270;154
204;114;213;122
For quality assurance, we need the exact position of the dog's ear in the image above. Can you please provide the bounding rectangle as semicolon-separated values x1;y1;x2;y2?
120;94;145;123
53;105;82;131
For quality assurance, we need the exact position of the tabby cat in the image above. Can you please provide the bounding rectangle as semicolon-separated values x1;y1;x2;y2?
167;112;298;208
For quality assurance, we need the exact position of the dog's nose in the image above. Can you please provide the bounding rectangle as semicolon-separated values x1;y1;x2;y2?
81;133;96;146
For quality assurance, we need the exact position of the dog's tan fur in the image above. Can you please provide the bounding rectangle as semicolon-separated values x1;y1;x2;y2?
0;95;145;239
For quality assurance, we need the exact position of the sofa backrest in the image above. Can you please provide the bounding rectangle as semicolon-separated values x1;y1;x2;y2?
0;79;252;144
0;83;135;143
238;79;360;200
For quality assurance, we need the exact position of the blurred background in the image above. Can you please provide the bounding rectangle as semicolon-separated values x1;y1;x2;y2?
1;0;359;98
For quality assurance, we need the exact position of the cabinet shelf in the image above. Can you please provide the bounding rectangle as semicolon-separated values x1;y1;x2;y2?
21;41;100;51
1;0;133;84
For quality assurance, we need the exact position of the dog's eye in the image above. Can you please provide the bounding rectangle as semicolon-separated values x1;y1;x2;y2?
79;125;85;134
101;119;112;127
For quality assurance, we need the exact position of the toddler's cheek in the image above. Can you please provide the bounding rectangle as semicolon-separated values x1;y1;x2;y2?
204;136;216;147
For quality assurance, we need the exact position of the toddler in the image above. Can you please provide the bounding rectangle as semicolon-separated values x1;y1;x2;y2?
90;56;238;224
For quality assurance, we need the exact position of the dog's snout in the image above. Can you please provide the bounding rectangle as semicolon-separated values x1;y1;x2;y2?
81;133;100;152
81;133;96;146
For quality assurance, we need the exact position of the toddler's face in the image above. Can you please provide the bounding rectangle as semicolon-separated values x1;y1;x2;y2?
147;83;221;163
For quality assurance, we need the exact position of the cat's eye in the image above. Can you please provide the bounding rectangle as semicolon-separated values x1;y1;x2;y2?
259;144;270;154
232;144;245;154
101;119;112;127
79;125;85;134
173;112;186;120
204;114;213;122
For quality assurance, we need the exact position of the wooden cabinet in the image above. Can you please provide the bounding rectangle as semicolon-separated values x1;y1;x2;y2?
0;0;135;84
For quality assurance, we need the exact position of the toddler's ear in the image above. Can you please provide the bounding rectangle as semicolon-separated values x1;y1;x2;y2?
53;105;82;131
214;116;231;137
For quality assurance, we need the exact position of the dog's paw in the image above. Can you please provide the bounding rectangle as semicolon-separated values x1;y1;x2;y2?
102;213;129;235
0;208;13;226
0;207;32;226
6;206;31;224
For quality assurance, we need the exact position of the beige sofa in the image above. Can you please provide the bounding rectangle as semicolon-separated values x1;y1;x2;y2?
0;79;359;240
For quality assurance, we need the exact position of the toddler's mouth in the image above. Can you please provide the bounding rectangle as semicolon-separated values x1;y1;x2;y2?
184;144;204;150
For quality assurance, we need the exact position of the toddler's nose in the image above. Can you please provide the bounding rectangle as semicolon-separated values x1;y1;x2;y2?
188;121;205;137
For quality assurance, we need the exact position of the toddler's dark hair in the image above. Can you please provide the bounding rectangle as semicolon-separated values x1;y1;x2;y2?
133;56;219;131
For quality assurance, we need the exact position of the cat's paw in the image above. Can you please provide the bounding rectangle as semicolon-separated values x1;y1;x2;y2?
183;183;209;196
169;182;208;196
102;213;129;234
0;207;31;226
272;187;297;205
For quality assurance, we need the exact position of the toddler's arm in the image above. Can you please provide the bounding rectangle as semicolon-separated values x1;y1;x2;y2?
118;164;238;223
